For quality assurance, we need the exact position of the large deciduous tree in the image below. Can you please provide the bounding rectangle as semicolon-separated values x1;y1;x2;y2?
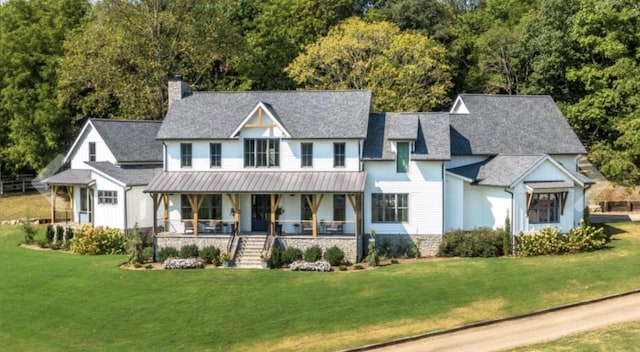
238;0;362;90
58;0;246;123
564;0;640;185
286;18;453;112
0;0;89;175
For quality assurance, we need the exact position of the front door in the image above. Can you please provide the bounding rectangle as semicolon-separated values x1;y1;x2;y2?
251;194;270;232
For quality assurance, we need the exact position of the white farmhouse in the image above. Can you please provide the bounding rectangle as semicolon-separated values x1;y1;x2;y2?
44;119;162;230
45;77;592;265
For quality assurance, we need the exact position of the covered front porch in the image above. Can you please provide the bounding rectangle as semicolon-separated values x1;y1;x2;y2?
43;169;94;225
145;171;366;262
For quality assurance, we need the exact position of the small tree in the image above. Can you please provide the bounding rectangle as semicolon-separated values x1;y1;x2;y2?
126;224;143;264
365;230;380;267
21;218;37;244
503;211;512;256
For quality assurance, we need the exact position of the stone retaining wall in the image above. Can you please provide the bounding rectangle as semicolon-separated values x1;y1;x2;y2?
276;236;360;263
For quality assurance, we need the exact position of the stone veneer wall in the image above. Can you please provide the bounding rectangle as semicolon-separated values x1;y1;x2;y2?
365;233;442;257
276;236;360;264
154;235;230;259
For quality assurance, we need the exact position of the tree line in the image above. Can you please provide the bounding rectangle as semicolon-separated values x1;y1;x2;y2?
1;0;639;186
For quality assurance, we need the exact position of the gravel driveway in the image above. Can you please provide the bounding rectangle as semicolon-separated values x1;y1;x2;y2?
360;291;640;352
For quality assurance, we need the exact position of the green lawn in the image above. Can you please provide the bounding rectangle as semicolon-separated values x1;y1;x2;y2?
1;223;640;351
506;320;640;352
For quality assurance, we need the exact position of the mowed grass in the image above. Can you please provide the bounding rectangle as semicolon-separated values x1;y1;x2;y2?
506;320;640;351
1;222;640;351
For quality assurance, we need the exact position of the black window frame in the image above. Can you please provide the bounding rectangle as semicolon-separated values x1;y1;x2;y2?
528;193;560;224
180;143;192;168
244;138;280;168
396;142;409;173
301;143;313;168
371;193;408;223
334;142;345;168
89;142;96;162
209;143;221;168
333;194;345;221
181;194;222;220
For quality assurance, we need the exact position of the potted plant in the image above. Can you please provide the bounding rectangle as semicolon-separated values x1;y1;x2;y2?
221;252;231;267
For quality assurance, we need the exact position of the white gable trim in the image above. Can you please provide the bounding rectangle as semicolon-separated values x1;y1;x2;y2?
450;96;469;114
64;120;95;163
229;102;291;138
509;155;585;189
445;170;474;183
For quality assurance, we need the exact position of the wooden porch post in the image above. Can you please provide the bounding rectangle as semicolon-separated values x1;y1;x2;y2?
50;185;57;223
270;194;282;236
227;193;240;236
186;194;204;236
305;194;324;237
66;186;74;222
347;193;363;237
163;194;169;231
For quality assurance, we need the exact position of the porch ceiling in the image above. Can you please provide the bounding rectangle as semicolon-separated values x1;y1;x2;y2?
144;171;366;194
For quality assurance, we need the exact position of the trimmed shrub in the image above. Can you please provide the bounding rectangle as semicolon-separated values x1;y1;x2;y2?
141;247;153;263
158;246;179;262
200;246;220;265
339;264;347;271
395;238;411;258
437;228;503;258
303;245;322;262
55;225;64;242
411;238;421;258
45;225;55;242
271;247;283;268
282;247;303;264
378;237;392;258
516;223;607;257
323;245;345;266
71;225;125;255
179;244;199;258
354;264;364;270
65;227;74;241
37;239;49;248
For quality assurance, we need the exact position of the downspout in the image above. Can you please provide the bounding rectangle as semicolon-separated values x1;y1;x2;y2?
441;162;446;236
504;188;515;256
124;186;133;234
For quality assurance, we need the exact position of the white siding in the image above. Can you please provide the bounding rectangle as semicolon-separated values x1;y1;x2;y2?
69;126;116;169
91;172;125;229
165;139;361;172
444;176;464;231
364;160;444;235
461;184;511;230
126;186;157;229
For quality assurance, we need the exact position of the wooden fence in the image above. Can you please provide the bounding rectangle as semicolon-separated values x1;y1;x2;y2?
0;175;47;194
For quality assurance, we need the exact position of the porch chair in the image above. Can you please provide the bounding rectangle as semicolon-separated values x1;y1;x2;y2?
326;221;343;234
183;220;194;234
205;220;222;234
302;221;313;234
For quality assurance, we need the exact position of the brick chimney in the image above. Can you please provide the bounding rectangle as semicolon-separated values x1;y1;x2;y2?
168;75;189;108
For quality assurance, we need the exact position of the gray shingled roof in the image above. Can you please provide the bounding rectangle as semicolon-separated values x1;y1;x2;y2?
91;119;163;163
157;90;372;140
43;169;93;185
145;171;366;193
447;155;546;186
450;95;587;155
362;113;450;161
87;162;161;186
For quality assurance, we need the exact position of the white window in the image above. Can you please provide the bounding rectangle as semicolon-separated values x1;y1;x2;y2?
98;190;118;205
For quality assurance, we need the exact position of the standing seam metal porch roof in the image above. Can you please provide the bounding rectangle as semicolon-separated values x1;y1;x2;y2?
145;171;367;193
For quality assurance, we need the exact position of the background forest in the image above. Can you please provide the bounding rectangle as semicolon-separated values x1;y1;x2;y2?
1;0;639;186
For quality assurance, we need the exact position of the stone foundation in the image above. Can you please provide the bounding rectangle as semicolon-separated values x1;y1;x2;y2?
154;234;231;260
365;233;442;257
276;236;360;263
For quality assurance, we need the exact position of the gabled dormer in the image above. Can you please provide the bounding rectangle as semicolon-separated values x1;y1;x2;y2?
230;102;291;139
